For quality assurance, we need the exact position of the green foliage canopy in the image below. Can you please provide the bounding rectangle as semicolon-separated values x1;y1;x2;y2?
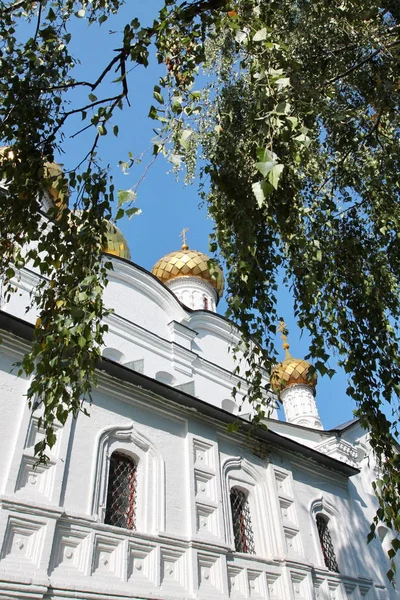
0;0;400;576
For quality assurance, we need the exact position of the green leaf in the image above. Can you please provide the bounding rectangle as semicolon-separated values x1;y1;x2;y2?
286;116;298;129
275;101;289;115
255;161;276;178
294;133;311;146
235;30;247;44
148;105;158;120
275;77;290;89
180;129;193;150
252;181;272;208
126;207;142;219
256;147;276;162
117;189;137;206
268;164;284;190
253;28;267;42
169;154;182;167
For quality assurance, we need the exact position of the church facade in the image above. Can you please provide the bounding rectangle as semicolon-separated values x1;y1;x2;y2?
0;185;399;599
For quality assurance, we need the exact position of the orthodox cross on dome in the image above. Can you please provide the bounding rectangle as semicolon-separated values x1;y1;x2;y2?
278;320;291;359
179;227;190;250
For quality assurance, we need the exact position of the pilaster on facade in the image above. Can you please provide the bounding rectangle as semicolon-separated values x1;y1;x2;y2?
270;466;304;562
4;402;73;510
187;432;225;547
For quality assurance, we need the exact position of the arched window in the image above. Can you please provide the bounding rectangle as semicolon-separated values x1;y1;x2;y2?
105;452;137;530
203;296;209;310
316;514;339;572
230;487;255;554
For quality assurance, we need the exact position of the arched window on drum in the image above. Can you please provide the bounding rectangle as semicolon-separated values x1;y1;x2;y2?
105;452;137;530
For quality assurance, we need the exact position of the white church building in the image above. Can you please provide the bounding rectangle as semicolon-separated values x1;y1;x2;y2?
0;173;399;600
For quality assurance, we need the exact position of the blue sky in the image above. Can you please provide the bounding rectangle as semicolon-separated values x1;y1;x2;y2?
45;2;358;429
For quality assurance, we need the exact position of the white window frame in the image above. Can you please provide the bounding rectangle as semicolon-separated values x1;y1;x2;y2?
310;497;342;572
221;456;272;557
89;421;165;534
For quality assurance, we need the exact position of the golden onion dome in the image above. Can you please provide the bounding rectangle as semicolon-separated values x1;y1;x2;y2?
71;212;131;260
103;221;131;260
270;323;317;394
152;242;224;297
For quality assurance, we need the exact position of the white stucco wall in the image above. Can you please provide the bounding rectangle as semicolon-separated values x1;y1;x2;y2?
0;337;398;599
0;252;398;599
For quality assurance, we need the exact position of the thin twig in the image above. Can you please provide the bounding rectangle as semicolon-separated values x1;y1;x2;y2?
70;123;94;139
59;94;124;123
0;0;26;15
132;153;159;193
91;53;122;91
333;197;369;219
325;40;400;86
33;1;42;42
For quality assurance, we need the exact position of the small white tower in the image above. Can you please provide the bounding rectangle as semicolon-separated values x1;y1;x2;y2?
151;229;224;312
270;322;323;430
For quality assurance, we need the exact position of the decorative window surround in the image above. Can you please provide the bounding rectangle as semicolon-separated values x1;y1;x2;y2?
221;457;273;558
310;497;356;577
89;422;165;534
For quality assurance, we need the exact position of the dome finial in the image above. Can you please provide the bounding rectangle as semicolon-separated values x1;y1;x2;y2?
278;320;291;359
179;227;189;251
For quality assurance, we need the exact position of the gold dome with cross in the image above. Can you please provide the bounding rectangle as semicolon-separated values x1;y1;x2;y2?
152;228;224;297
270;322;317;394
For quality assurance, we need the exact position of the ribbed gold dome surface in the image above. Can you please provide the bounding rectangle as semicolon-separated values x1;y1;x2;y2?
270;356;317;394
270;322;317;394
152;245;224;297
104;221;131;260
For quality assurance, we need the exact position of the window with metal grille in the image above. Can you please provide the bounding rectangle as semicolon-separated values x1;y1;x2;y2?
316;514;339;572
230;487;256;554
105;452;137;529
